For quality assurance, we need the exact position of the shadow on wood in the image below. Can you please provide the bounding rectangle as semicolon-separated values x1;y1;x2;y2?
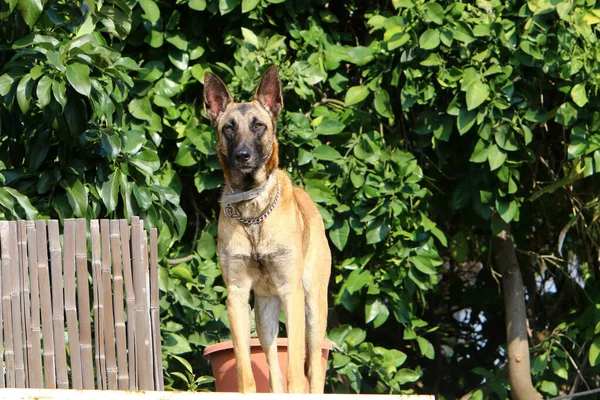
0;218;162;391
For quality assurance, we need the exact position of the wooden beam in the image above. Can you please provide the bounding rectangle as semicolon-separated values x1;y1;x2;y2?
0;389;434;400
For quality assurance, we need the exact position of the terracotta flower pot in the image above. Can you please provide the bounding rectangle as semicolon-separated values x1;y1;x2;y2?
203;337;332;393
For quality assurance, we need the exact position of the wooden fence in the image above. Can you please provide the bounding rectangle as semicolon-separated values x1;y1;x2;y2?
0;217;162;391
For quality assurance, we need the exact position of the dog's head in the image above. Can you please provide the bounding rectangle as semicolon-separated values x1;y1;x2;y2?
203;66;283;190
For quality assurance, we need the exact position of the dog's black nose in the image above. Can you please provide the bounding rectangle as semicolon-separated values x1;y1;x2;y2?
234;148;252;163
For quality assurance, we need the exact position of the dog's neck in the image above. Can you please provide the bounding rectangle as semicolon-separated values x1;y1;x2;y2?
221;170;276;204
221;169;279;221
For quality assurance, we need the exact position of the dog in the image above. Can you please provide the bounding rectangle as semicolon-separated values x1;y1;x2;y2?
203;66;332;393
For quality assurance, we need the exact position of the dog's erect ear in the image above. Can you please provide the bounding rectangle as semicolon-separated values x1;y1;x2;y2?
254;66;283;119
204;72;232;125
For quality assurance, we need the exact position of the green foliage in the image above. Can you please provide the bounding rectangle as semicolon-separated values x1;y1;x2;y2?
1;0;600;397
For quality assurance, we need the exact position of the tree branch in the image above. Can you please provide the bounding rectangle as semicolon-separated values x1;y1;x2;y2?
493;226;542;400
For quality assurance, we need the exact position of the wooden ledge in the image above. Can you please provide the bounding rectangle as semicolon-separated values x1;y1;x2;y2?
0;389;434;400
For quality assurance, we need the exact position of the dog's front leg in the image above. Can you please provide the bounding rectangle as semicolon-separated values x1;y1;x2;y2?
280;282;306;393
255;296;284;392
226;282;256;393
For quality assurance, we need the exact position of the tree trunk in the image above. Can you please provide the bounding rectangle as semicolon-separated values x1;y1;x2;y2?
493;227;542;400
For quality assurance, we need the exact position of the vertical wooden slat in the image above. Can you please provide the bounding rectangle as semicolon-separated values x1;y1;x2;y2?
9;221;26;387
63;219;82;389
110;220;129;390
141;226;155;390
0;224;4;389
48;221;69;388
17;221;30;387
120;219;136;390
1;221;14;389
149;228;163;390
90;220;105;390
25;222;42;388
131;217;151;390
0;221;13;388
36;220;56;388
75;219;94;389
100;220;118;390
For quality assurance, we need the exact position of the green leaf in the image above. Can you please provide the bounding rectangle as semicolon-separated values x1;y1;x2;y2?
344;85;370;106
36;75;52;108
416;337;434;359
188;0;207;10
163;332;192;354
384;27;410;51
449;180;470;211
395;369;420;385
366;218;389;245
139;0;160;23
329;219;349;251
16;74;33;114
241;0;259;13
354;137;380;164
571;83;588;107
123;130;146;154
165;32;188;51
100;171;121;214
457;108;477;135
374;89;394;118
17;0;43;29
197;231;216;260
3;187;39;219
28;130;49;171
419;29;440;50
470;139;489;162
52;79;67;110
66;63;91;97
60;177;88;218
496;199;518;223
494;126;519;151
344;327;367;346
313;145;342;161
590;336;600;366
345;269;372;294
170;265;195;284
450;231;470;263
0;73;14;96
133;186;152;211
551;359;568;380
101;132;122;159
314;118;345;135
129;97;155;121
539;380;557;396
433;118;452;141
168;48;189;70
130;150;160;175
423;2;444;24
487;144;507;171
347;46;375;65
241;27;259;47
219;0;240;14
333;353;351;368
410;255;436;274
365;297;389;328
466;81;489;110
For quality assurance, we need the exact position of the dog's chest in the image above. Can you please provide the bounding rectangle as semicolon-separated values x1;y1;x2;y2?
244;244;293;297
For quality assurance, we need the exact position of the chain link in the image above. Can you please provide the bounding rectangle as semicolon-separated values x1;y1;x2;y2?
224;181;280;225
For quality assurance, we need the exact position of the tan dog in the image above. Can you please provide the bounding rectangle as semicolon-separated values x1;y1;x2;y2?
203;66;331;393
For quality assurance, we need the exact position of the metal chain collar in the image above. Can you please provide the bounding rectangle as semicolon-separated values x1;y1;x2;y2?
223;181;280;225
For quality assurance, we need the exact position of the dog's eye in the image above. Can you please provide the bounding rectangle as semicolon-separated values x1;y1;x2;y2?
254;122;265;129
223;125;234;135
